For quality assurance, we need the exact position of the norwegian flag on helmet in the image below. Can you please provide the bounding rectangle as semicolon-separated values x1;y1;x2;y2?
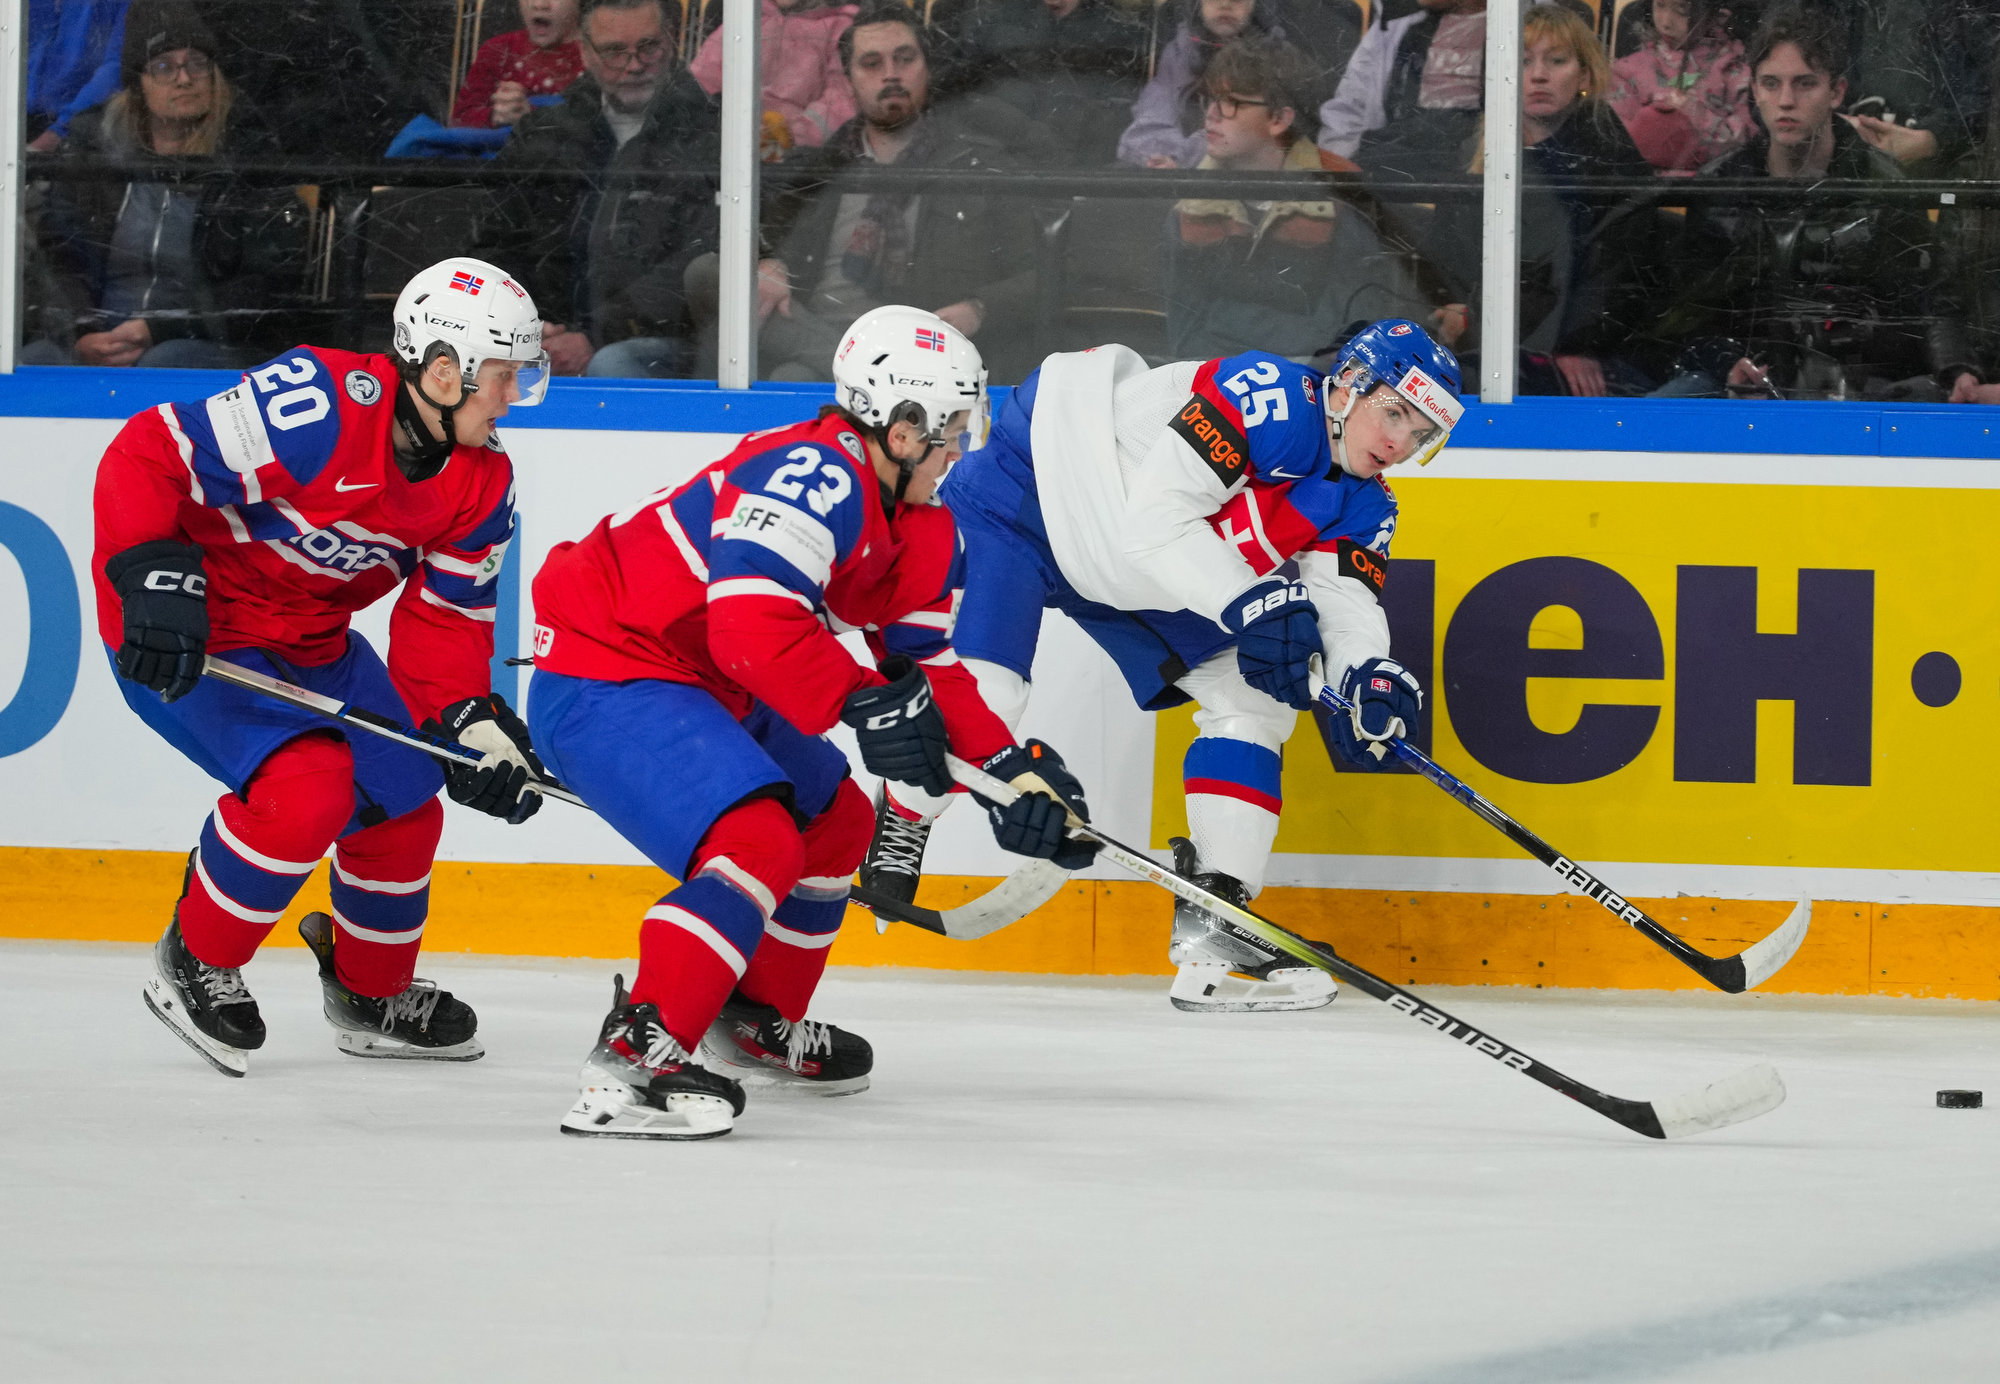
449;270;485;295
914;327;945;352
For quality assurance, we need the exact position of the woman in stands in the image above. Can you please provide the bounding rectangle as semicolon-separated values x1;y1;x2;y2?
30;0;309;369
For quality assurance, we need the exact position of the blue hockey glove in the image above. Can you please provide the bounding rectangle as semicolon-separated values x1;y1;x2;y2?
973;741;1100;871
1331;657;1422;771
105;540;209;703
1224;577;1322;710
840;655;953;797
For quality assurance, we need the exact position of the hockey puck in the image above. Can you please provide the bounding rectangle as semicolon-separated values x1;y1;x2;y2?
1937;1090;1983;1109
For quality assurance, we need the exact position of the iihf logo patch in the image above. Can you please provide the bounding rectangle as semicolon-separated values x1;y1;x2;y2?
449;270;485;295
914;327;945;352
344;370;381;406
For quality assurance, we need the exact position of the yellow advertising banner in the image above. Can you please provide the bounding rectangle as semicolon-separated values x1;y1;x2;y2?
1154;476;2000;876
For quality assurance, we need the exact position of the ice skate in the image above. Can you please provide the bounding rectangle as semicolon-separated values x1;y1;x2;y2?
858;785;931;909
144;904;266;1078
561;976;745;1140
1166;837;1337;1013
703;992;873;1095
298;912;484;1061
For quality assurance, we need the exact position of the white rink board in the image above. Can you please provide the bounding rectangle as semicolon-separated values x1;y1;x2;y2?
0;417;1156;881
4;942;2000;1382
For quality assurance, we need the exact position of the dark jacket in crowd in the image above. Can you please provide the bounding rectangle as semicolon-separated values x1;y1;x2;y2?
478;71;723;348
934;0;1150;166
776;107;1040;377
1822;0;1992;171
1655;119;1969;391
34;98;314;354
1429;106;1658;373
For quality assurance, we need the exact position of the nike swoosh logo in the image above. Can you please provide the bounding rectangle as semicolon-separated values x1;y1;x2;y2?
333;477;376;493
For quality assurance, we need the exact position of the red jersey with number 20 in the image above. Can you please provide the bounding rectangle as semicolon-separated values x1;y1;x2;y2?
532;410;1012;762
91;346;517;724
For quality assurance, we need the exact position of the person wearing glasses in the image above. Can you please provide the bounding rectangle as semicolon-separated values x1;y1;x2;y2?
1165;36;1431;361
93;258;553;1078
479;0;723;378
29;0;309;368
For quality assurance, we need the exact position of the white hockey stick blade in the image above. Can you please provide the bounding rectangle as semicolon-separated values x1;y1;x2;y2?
1650;1062;1786;1139
936;857;1070;940
1736;899;1813;990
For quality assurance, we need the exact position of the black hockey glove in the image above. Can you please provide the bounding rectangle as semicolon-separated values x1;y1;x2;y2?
973;740;1101;871
424;693;545;823
1224;577;1322;710
839;655;952;797
1331;657;1422;771
104;540;209;702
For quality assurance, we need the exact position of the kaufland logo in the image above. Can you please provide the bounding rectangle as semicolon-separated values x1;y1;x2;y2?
1396;367;1463;430
449;271;485;295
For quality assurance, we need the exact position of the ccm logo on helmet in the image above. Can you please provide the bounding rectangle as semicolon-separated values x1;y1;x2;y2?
143;571;206;596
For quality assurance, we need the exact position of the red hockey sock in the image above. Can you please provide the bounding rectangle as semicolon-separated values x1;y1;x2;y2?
179;734;352;968
739;779;872;1020
329;796;444;997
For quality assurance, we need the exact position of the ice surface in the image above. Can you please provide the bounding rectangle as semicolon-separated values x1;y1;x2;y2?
4;941;1999;1382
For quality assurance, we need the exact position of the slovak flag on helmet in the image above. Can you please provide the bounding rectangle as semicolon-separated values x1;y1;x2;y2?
449;270;486;295
914;327;946;352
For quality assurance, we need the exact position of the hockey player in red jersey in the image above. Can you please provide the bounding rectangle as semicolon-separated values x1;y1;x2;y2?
95;257;553;1077
528;305;1097;1140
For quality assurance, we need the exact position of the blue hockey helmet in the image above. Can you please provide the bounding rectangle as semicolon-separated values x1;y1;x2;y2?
1323;318;1464;472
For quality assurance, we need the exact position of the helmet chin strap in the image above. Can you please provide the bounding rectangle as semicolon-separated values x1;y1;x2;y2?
394;365;477;482
1325;385;1362;478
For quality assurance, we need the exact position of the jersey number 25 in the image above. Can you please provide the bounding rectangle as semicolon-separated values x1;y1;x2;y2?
1223;360;1290;429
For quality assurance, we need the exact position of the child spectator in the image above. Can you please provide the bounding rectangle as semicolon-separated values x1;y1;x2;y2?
689;0;858;149
1608;0;1752;174
452;0;587;127
1119;0;1280;169
1165;37;1429;359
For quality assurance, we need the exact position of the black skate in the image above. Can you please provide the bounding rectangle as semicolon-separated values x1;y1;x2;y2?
702;991;872;1095
561;976;746;1140
298;912;483;1061
143;853;266;1077
858;786;931;909
1166;837;1336;1013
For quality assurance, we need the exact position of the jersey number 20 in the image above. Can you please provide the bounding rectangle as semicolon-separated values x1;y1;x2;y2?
250;357;332;433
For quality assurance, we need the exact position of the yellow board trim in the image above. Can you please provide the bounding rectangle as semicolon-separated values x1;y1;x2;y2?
4;846;1995;1000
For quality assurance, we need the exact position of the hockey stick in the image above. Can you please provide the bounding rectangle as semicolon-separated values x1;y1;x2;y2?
855;856;1072;940
1310;661;1810;994
200;656;589;809
947;753;1785;1140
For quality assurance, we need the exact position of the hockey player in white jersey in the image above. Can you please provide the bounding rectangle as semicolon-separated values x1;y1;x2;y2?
857;320;1462;1012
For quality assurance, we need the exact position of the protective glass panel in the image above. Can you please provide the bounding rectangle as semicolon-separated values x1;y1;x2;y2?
18;0;726;378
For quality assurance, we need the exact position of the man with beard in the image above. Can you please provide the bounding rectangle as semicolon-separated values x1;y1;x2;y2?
686;1;1039;382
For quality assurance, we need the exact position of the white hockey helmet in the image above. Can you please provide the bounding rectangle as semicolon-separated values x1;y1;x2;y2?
392;257;550;406
832;305;989;457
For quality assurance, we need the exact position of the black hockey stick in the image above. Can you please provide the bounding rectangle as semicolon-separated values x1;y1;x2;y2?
948;754;1785;1141
1310;662;1809;994
201;656;589;808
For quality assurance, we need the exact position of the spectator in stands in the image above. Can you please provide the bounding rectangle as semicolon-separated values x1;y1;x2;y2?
1649;4;1971;398
938;0;1150;165
1427;4;1656;395
1940;46;2000;404
27;0;129;152
29;0;310;367
1164;36;1430;358
685;1;1038;378
479;0;721;377
1118;0;1285;169
451;0;586;128
1823;0;1985;173
1316;0;1486;182
689;0;858;150
1608;0;1754;173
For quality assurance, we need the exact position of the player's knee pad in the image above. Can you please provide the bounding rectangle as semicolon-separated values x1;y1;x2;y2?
800;777;875;879
687;796;807;926
235;732;356;857
1188;681;1299;753
964;657;1030;731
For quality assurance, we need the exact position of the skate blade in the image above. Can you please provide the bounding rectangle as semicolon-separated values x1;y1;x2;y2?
143;980;248;1077
559;1083;734;1140
700;1038;871;1096
1168;965;1337;1014
333;1028;485;1061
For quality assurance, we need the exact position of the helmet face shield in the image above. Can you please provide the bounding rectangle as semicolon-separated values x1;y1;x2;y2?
1390;363;1462;465
514;351;550;407
955;391;991;453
